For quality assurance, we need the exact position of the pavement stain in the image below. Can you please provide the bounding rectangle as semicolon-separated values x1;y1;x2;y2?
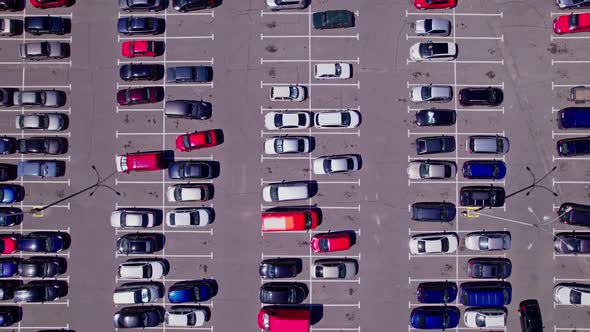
122;140;133;149
296;240;309;247
345;312;355;321
485;71;496;79
264;167;272;174
265;21;276;29
146;117;157;124
268;68;276;78
348;288;354;296
548;43;568;55
265;45;278;53
123;114;130;124
411;72;429;79
199;264;208;273
55;189;65;199
147;191;159;198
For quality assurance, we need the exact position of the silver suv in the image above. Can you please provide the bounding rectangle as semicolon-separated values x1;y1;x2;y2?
266;0;306;10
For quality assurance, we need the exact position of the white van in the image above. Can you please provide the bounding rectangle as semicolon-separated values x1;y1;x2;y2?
262;183;311;202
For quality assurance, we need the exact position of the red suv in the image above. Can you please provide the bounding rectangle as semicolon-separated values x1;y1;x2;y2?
261;210;318;232
116;151;164;173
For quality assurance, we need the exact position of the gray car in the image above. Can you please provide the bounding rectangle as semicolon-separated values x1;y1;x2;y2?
167;66;212;83
415;18;451;36
313;259;358;279
113;282;164;304
266;0;306;10
466;135;510;154
17;160;65;178
119;0;164;11
19;41;68;60
168;161;213;179
410;85;453;103
164;100;211;119
13;90;66;107
465;231;511;251
556;0;590;9
15;113;67;131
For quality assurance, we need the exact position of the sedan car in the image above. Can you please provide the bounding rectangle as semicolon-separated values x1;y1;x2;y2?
313;155;360;175
117;17;161;35
25;16;69;35
14;280;67;303
114;306;164;328
557;0;590;9
117;87;161;106
266;0;306;10
260;282;307;304
464;308;507;328
17;160;64;178
519;300;544;332
460;186;506;207
119;0;164;11
110;209;157;228
312;10;354;29
410;85;452;103
264;111;311;130
166;184;210;202
173;0;216;12
30;0;69;8
0;138;16;155
467;257;512;279
462;160;506;180
407;160;456;180
117;259;166;280
554;283;590;305
262;182;311;202
415;18;451;36
270;85;306;102
314;110;361;129
18;232;67;253
166;305;210;327
117;233;162;254
18;256;66;278
175;130;219;152
121;40;159;58
13;90;66;108
0;258;19;278
114;282;163;304
410;306;460;330
0;236;16;255
557;137;590;157
554;232;590;254
167;66;212;83
410;202;456;222
416;136;456;154
0;207;23;226
465;231;511;251
311;233;352;253
415;109;456;126
410;41;457;61
166;208;212;227
459;87;503;106
120;63;163;81
409;233;458;254
554;13;590;34
264;136;312;155
314;63;352;79
168;161;214;180
164;100;211;119
19;41;67;60
313;259;357;279
168;280;215;303
417;282;457;304
413;0;456;10
259;258;302;279
17;137;67;155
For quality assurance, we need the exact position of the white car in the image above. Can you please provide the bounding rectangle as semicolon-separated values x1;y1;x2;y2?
264;136;312;155
415;18;451;36
313;155;360;175
110;209;157;228
463;308;507;328
264;111;311;130
166;306;210;327
409;85;453;103
117;259;166;280
166;208;212;227
409;233;458;254
313;259;358;279
313;110;360;129
0;18;16;36
554;283;590;305
262;182;311;202
407;161;456;180
270;85;306;102
314;63;352;80
464;231;511;251
113;282;163;304
166;184;210;202
410;41;457;61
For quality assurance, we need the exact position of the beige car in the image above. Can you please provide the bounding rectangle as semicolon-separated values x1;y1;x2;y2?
313;259;358;279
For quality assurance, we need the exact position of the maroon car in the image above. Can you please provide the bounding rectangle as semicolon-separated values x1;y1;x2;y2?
117;87;162;106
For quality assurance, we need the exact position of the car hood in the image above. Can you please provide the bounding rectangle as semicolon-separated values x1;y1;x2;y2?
409;43;421;60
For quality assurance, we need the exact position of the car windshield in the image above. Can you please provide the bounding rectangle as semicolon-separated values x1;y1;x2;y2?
441;238;449;252
40;42;49;55
186;313;196;326
424;19;432;32
289;87;299;99
341;112;351;126
570;238;581;252
319;238;329;251
570;14;579;29
442;313;449;328
496;139;503;152
193;287;200;301
425;111;438;124
205;132;212;144
275;140;284;153
334;63;341;76
297;114;306;125
297;140;304;152
324;160;332;173
419;164;430;177
422;88;432;100
274;115;283;127
476;314;486;327
346;158;354;170
304;212;313;229
44;238;52;249
479;237;488;250
183;135;190;148
417;241;425;253
571;290;582;304
338;264;346;278
270;187;279;201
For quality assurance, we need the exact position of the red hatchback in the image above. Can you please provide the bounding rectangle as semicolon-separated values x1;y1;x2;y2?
121;40;158;58
311;232;351;253
175;130;218;152
116;151;164;173
117;87;160;106
31;0;68;8
0;235;17;255
553;13;590;34
414;0;456;10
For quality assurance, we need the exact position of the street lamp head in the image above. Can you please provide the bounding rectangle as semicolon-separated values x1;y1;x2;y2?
527;206;534;214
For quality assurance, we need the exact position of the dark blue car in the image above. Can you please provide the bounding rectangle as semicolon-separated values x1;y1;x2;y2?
417;282;457;304
0;208;22;226
17;232;67;253
0;258;19;277
410;306;459;330
558;107;590;129
462;160;506;180
168;280;214;303
460;281;511;306
117;17;161;35
0;185;23;204
25;16;70;35
0;137;16;155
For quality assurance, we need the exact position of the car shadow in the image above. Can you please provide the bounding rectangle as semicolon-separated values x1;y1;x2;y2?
201;206;215;225
207;160;220;179
156;18;166;35
351;153;362;170
11;20;23;36
212;129;224;145
154;41;166;56
58;113;70;131
12;0;25;11
58;231;72;251
62;18;72;35
204;278;218;297
205;183;214;200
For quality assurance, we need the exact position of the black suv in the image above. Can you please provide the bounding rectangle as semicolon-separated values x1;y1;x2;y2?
519;299;543;332
411;202;456;222
415;109;456;126
173;0;216;12
259;258;302;278
119;63;163;81
459;87;503;106
415;136;455;155
460;186;505;207
559;202;590;227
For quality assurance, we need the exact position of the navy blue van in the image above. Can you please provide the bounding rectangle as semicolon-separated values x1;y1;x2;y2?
460;281;511;306
462;160;506;180
559;107;590;129
416;282;457;304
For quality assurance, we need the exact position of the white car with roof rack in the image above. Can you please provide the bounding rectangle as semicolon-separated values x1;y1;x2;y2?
314;63;352;79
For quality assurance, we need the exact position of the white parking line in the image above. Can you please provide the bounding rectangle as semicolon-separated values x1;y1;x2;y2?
0;36;72;42
408;156;506;162
553;277;590;282
260;106;360;113
405;10;503;17
261;179;359;185
3;132;70;137
0;326;70;330
409;180;505;185
553;178;590;185
409;253;506;259
408;228;506;234
145;327;213;331
115;203;214;209
116;252;213;258
311;328;360;331
0;227;70;232
116;131;183;137
0;108;72;114
115;228;213;235
116;107;162;113
406;34;503;41
117;83;213;88
7;179;70;185
118;34;213;42
262;253;361;260
323;302;360;308
261;81;360;88
552;130;590;138
5;84;71;89
552;59;590;65
118;11;214;18
263;229;361;236
0;155;70;161
407;59;504;65
551;35;590;40
261;33;359;40
261;57;360;64
117;58;214;65
21;203;70;210
262;204;360;211
552;82;590;89
259;277;360;284
261;130;359;136
115;179;213;185
407;82;504;88
408;277;472;283
554;327;590;331
261;155;310;162
408;129;505;137
553;155;590;161
407;106;504;113
0;61;72;66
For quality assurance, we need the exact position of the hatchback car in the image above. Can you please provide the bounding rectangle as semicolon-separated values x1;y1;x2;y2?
167;66;213;83
114;306;164;328
113;282;163;304
110;208;157;228
557;136;590;156
0;186;22;204
119;0;164;11
0;258;18;278
0;207;23;226
410;233;458;254
18;256;66;278
557;0;590;8
554;232;590;254
0;235;16;255
120;63;163;81
466;135;510;154
259;258;302;279
19;41;67;60
460;186;506;207
559;202;590;227
164;100;211;119
17;137;67;155
260;282;307;304
415;18;451;36
175;130;219;152
415;109;456;126
410;41;457;61
464;308;507;328
416;136;455;154
465;231;511;251
459;87;503;106
117;17;161;35
262;182;311;202
173;0;216;12
407;160;456;180
519;299;543;332
554;13;590;34
117;87;162;106
313;155;360;175
410;85;452;103
17;160;65;178
313;259;357;279
264;136;312;155
117;258;166;280
166;208;212;227
31;0;69;8
467;257;512;279
25;16;69;35
121;40;159;58
14;280;67;303
462;160;506;180
13;90;66;108
270;85;306;102
417;282;457;304
314;110;361;129
266;0;306;10
166;305;210;327
168;161;214;180
314;63;352;80
410;306;460;330
18;232;68;253
265;111;311;130
413;0;456;9
311;232;352;253
166;184;211;202
554;283;590;305
117;233;163;254
168;280;215;303
312;10;354;29
410;202;456;222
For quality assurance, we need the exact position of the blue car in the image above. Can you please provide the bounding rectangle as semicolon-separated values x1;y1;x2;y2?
168;280;214;303
0;208;23;226
417;282;457;304
410;306;459;330
460;281;511;306
0;258;19;277
17;232;68;253
0;138;15;155
462;160;506;180
558;107;590;129
0;185;23;204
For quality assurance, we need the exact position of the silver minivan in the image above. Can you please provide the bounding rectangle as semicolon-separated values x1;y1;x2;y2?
466;135;510;154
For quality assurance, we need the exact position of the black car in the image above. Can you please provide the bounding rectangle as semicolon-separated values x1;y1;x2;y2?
25;16;70;35
460;186;505;207
119;63;163;81
17;137;68;155
14;280;67;303
0;281;20;300
259;282;308;304
0;0;18;11
164;100;212;119
167;66;213;83
117;233;163;254
259;258;302;278
17;232;68;253
18;256;67;278
559;202;590;227
459;87;503;107
117;17;161;35
173;0;215;12
0;207;23;226
415;109;456;126
557;137;590;156
0;88;16;107
0;306;20;327
168;161;214;179
0;137;16;154
554;232;590;254
416;136;455;154
519;299;543;332
467;257;512;279
0;164;14;181
113;305;165;328
119;0;164;11
411;202;456;222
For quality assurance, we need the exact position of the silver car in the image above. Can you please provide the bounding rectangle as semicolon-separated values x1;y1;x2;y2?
19;41;67;60
313;259;358;279
15;113;67;131
466;135;510;154
415;18;451;36
465;231;511;251
113;282;164;304
556;0;590;9
266;0;306;10
409;85;453;103
407;160;456;180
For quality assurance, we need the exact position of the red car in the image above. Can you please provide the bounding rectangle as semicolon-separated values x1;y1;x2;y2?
553;13;590;34
413;0;456;10
311;232;352;253
175;130;218;152
117;87;161;106
121;40;158;58
0;235;17;255
31;0;68;8
116;151;164;173
261;210;318;232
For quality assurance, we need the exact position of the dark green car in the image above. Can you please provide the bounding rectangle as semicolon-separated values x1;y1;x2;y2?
312;10;354;30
